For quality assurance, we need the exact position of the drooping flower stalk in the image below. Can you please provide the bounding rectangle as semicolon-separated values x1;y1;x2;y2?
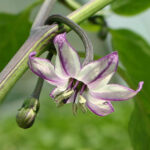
16;52;53;129
45;14;93;65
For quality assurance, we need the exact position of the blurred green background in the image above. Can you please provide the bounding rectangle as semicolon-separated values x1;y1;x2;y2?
0;0;148;149
0;73;133;150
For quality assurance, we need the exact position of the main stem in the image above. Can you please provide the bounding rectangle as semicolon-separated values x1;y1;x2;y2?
31;0;56;30
0;0;113;101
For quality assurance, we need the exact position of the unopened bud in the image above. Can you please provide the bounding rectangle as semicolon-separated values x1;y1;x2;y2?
16;97;40;129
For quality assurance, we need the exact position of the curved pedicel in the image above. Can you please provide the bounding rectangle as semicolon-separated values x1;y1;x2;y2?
45;14;94;66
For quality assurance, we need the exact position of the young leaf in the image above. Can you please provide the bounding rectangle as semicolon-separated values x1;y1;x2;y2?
111;0;150;16
110;29;150;149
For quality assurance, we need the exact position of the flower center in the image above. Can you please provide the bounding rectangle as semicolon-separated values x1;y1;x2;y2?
68;78;87;96
54;78;87;114
68;78;86;92
67;78;87;114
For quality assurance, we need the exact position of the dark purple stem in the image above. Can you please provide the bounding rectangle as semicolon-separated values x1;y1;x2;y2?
45;15;94;66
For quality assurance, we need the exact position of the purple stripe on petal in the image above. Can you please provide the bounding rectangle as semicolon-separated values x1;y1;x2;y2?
91;52;118;83
28;52;67;87
54;33;81;78
76;52;118;84
90;81;144;101
59;50;69;76
49;88;56;98
88;73;114;91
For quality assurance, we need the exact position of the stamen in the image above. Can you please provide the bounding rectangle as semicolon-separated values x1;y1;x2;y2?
54;89;74;103
73;90;78;103
72;103;78;116
78;95;87;113
67;79;74;89
72;91;78;115
79;95;86;104
80;84;86;95
73;80;80;90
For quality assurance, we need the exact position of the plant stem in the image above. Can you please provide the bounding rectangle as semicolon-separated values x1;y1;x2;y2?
31;0;56;30
32;52;53;99
68;0;113;23
60;0;80;10
0;0;113;101
31;0;56;100
45;15;93;65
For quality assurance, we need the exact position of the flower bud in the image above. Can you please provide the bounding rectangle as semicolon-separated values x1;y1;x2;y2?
16;97;40;129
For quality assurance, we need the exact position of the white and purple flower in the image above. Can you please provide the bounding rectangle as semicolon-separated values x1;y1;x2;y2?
28;33;143;116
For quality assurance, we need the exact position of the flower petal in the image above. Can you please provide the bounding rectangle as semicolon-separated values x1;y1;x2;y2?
88;73;114;91
54;33;81;78
85;93;114;116
28;52;67;86
90;81;144;101
76;52;118;84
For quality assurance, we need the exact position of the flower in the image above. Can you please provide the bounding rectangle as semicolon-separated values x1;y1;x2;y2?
16;97;40;129
28;32;143;116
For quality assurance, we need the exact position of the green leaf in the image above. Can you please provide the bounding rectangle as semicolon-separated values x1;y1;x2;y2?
78;51;101;60
0;13;31;71
80;20;101;32
0;0;42;71
111;0;150;16
110;29;150;149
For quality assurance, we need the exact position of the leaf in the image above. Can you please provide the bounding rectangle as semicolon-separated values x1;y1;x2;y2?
110;29;150;150
78;51;101;60
0;0;42;71
80;20;101;32
111;0;150;16
0;13;31;71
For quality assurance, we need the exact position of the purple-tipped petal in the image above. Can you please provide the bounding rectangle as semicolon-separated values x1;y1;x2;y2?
28;52;68;86
90;81;144;101
54;33;81;78
76;52;118;84
85;93;114;116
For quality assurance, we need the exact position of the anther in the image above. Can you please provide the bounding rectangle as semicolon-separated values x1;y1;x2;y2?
54;89;74;103
78;95;87;113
